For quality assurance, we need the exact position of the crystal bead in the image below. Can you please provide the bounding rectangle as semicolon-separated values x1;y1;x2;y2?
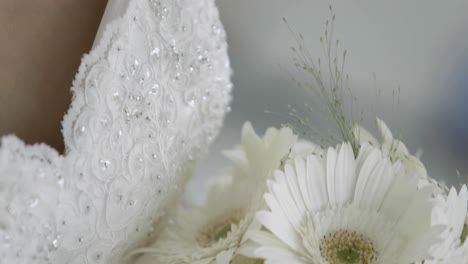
150;47;160;58
99;159;111;171
149;83;160;95
56;176;64;189
139;67;151;83
112;91;121;101
28;197;39;208
187;96;195;107
119;71;128;80
76;125;86;137
130;59;139;75
52;238;59;249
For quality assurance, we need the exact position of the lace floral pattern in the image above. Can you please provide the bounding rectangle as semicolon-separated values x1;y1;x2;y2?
0;0;231;263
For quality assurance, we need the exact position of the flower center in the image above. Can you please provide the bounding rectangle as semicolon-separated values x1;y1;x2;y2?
197;208;245;247
320;230;378;264
231;255;264;264
214;224;232;241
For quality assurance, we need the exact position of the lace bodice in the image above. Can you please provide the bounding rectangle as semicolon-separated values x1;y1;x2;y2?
0;0;231;263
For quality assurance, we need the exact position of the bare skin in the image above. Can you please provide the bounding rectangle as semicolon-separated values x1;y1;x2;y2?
0;0;108;153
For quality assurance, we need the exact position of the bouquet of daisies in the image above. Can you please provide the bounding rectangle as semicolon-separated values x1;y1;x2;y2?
133;9;468;264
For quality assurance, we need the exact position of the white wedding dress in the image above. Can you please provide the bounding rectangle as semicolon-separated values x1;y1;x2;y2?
0;0;231;263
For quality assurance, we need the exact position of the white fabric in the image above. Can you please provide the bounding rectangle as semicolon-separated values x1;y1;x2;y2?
0;0;232;263
93;0;129;49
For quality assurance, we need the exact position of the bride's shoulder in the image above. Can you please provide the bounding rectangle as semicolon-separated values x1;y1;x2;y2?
0;0;231;263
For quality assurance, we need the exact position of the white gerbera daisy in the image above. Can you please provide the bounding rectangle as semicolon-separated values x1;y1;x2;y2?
248;143;440;264
353;118;468;263
224;122;297;181
353;118;428;177
132;122;296;264
418;185;468;263
133;175;261;264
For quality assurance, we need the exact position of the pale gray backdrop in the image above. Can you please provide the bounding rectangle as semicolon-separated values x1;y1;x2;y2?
186;0;468;204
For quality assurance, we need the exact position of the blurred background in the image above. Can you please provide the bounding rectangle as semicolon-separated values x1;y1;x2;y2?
186;0;468;204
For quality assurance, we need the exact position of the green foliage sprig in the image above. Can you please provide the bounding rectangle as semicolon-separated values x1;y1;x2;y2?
284;6;360;156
